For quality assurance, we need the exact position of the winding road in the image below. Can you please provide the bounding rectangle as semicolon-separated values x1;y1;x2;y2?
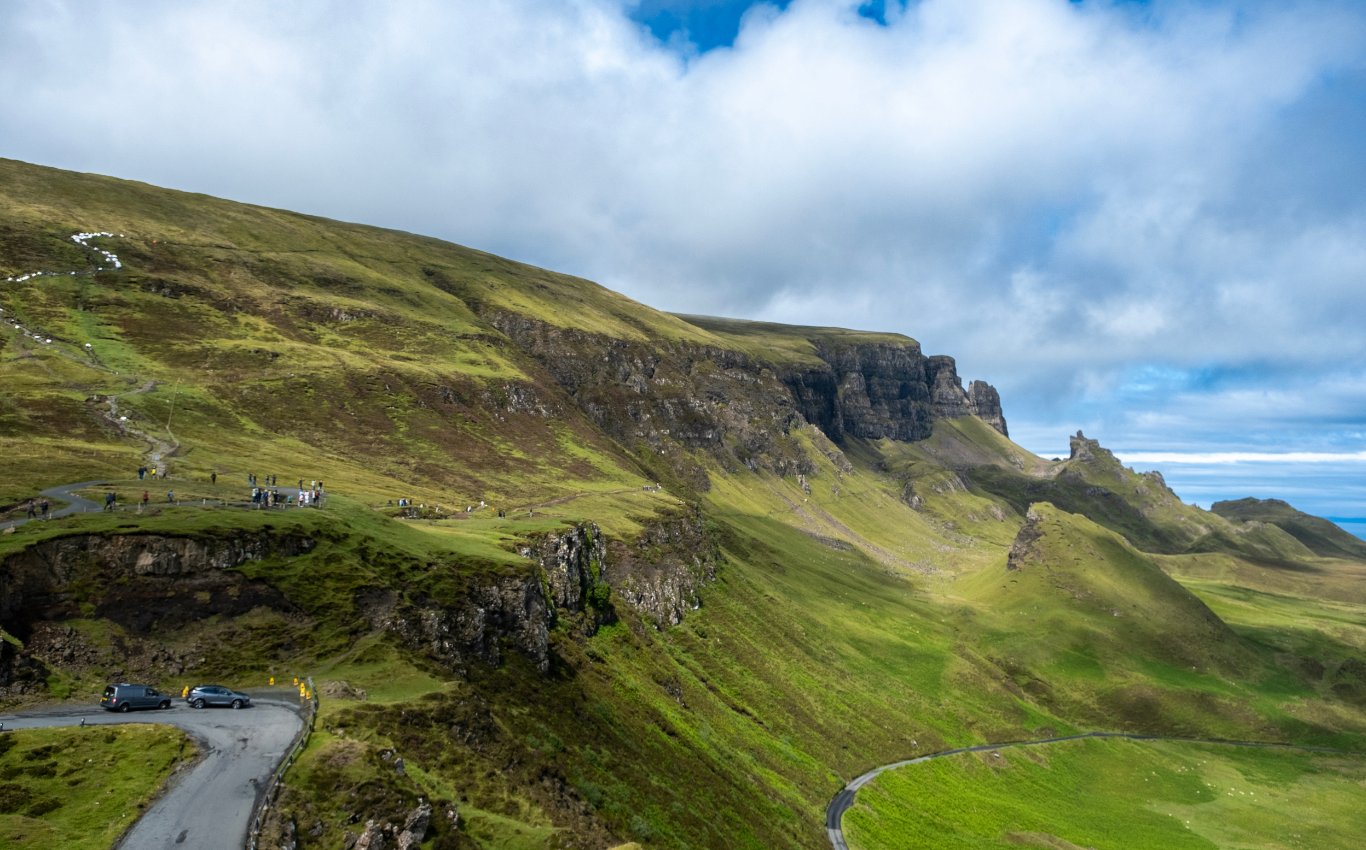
0;694;306;850
824;730;1354;850
0;480;107;531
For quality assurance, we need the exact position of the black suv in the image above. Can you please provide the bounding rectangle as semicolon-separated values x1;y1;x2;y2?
100;683;173;712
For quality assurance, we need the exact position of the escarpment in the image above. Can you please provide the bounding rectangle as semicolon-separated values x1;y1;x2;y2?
0;531;316;638
486;313;1007;492
780;341;1007;443
487;313;815;484
369;512;718;675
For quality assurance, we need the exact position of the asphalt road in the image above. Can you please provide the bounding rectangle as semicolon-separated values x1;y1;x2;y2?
824;731;1353;850
1;480;106;530
0;693;306;850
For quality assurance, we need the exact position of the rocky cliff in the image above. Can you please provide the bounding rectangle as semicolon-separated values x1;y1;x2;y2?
0;531;317;695
781;341;1007;443
489;313;1006;494
370;511;719;675
488;313;815;487
0;531;316;638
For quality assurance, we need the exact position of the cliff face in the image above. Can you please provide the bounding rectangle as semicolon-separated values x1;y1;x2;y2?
1;514;718;689
0;532;316;638
489;314;1006;490
369;511;719;675
488;314;815;486
780;342;1007;443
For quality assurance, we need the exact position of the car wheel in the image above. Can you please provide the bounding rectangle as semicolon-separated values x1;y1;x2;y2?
231;699;244;710
118;702;132;713
159;700;171;710
191;698;206;709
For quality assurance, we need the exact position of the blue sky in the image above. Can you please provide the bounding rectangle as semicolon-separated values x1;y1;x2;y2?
1;0;1363;534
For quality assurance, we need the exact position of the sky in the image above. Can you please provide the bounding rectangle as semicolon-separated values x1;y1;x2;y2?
1;0;1363;532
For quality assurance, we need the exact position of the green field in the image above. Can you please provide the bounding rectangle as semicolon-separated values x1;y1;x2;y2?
844;737;1366;850
0;725;194;850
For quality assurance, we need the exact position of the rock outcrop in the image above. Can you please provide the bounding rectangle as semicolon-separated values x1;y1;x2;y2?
372;513;718;675
0;530;316;694
780;342;1007;444
487;314;814;487
486;315;1006;492
606;507;719;627
0;531;316;638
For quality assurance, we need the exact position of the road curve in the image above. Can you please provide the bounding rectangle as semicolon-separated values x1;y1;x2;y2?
0;695;305;850
1;479;108;531
825;730;1354;850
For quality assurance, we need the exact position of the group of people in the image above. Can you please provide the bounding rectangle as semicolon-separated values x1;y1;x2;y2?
250;476;325;509
23;498;50;519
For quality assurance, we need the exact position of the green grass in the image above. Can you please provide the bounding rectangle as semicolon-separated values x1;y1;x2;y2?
6;156;1366;849
0;725;194;849
844;738;1366;850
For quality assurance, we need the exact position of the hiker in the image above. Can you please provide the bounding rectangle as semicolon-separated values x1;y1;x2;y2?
39;499;49;519
141;490;149;508
138;466;146;480
166;490;174;503
104;491;116;511
211;471;217;485
149;467;157;479
25;499;36;519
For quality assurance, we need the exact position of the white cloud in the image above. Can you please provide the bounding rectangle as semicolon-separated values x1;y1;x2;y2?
2;0;1366;515
1118;450;1366;466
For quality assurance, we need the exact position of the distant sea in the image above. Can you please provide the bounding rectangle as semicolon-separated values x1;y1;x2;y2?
1328;518;1366;542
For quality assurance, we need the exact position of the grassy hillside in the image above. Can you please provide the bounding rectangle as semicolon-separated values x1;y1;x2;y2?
844;737;1366;850
2;159;1365;849
0;725;195;850
1212;497;1366;560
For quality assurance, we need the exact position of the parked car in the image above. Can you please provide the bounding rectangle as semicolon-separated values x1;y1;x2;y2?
186;684;251;709
100;683;172;712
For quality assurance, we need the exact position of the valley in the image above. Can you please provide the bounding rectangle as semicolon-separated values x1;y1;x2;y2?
1;157;1363;849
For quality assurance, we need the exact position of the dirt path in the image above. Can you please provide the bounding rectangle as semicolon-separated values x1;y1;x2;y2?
2;232;179;473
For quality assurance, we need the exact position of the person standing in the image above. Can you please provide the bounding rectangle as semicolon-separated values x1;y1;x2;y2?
39;498;49;519
211;471;217;486
104;491;116;512
25;499;36;519
141;490;150;509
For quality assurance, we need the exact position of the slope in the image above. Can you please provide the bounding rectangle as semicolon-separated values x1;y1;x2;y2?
1212;497;1366;560
3;159;1366;850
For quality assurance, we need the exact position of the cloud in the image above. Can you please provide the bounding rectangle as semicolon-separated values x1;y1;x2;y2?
1117;450;1366;466
2;0;1365;516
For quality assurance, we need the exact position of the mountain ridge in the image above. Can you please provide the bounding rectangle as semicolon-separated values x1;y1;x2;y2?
2;158;1364;850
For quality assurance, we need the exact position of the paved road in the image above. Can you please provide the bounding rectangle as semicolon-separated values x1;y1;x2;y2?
1;480;108;531
0;694;305;850
825;730;1354;850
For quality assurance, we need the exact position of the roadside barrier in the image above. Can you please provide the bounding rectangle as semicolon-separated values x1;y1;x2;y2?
246;678;318;850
